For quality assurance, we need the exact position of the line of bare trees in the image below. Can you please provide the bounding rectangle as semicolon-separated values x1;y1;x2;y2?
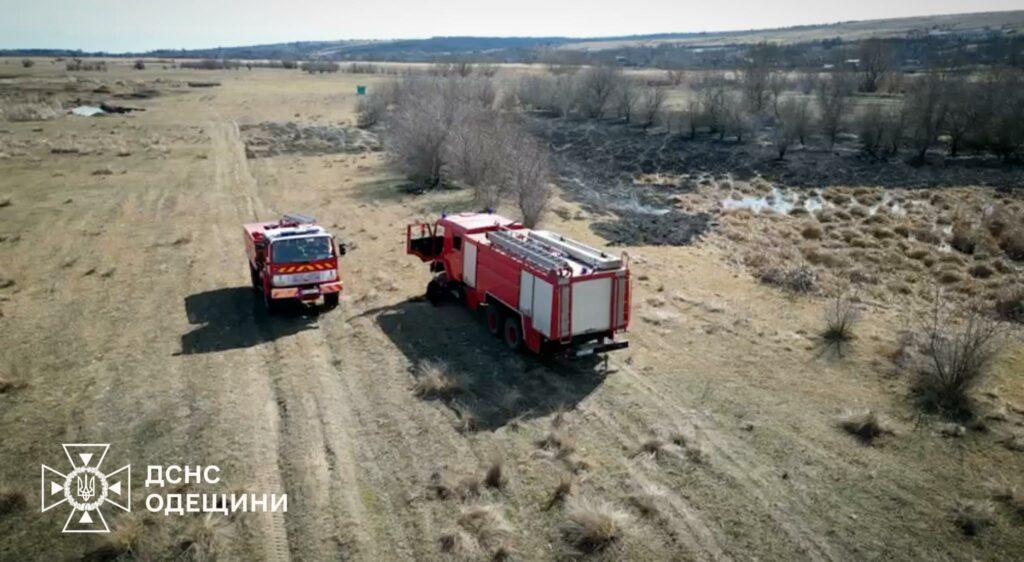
693;65;1024;163
359;77;553;227
515;66;667;128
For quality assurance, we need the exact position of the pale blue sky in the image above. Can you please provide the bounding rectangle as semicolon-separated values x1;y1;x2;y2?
2;0;1022;52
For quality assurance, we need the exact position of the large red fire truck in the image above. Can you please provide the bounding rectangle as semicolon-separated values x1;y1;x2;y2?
244;214;344;312
407;212;630;357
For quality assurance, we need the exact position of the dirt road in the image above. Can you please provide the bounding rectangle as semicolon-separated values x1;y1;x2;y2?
1;65;1022;561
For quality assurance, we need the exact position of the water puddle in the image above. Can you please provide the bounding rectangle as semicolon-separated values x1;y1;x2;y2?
71;106;105;117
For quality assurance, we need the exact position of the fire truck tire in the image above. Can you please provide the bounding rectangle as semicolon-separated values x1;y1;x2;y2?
263;292;280;315
249;265;260;290
324;293;340;309
485;305;503;337
426;279;442;306
503;316;523;351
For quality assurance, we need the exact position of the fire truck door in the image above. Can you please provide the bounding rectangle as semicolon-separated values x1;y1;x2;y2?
463;242;477;288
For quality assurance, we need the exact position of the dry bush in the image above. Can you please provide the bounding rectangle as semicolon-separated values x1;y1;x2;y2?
411;359;461;400
995;286;1024;323
560;497;630;554
0;488;26;516
952;500;995;536
1;96;62;122
998;226;1024;262
301;61;340;74
355;94;387;129
438;529;480;557
801;224;823;240
758;263;817;293
838;410;893;444
950;219;978;255
178;513;226;562
917;302;1005;414
822;292;858;348
483;457;504;489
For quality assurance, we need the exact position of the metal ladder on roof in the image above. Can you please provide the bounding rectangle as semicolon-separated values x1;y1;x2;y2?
487;229;571;275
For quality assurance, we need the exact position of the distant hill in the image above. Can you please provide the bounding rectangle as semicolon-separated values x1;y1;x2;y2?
3;10;1022;68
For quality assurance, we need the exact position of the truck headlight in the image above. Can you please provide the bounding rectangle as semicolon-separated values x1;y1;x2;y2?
272;269;337;286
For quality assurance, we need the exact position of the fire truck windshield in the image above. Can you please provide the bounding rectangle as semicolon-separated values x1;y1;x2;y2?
272;236;333;263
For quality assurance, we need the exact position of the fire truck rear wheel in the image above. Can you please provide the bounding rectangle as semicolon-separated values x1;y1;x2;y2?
485;306;503;337
503;317;523;351
249;265;261;290
324;293;340;309
426;279;442;306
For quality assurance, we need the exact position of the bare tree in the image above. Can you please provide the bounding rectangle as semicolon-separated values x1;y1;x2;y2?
576;65;622;119
905;72;947;164
384;79;458;189
681;98;703;139
614;78;639;123
941;77;986;158
666;69;685;86
636;87;666;129
774;97;809;159
984;70;1024;162
859;103;905;159
739;43;779;115
503;131;552;227
858;39;893;93
446;108;509;208
696;75;729;137
816;73;854;148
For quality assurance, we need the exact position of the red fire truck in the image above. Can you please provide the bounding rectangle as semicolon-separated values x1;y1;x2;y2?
407;212;630;357
244;214;344;312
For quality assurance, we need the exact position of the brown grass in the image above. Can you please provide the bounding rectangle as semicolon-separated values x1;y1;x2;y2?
632;438;669;459
800;224;823;240
987;479;1024;517
560;497;630;554
838;410;893;444
821;293;858;350
998;226;1024;261
411;359;461;400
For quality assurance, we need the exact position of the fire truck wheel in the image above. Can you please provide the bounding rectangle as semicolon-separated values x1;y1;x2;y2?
324;293;340;309
263;292;280;315
503;317;523;351
249;265;261;290
485;306;503;337
426;279;442;306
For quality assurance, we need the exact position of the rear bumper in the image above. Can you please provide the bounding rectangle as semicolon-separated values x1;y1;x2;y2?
565;339;629;358
270;281;342;300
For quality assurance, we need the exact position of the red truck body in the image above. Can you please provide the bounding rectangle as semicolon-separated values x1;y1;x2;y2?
408;212;630;356
243;214;343;312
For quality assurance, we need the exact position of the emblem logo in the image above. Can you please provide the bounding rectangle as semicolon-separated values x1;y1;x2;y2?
40;444;130;533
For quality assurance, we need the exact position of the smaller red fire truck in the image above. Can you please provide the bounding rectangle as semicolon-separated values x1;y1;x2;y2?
407;212;630;357
244;214;345;312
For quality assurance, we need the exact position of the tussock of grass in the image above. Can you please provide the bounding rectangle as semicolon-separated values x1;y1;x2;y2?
952;500;995;536
560;497;630;555
545;474;573;511
438;529;480;556
995;286;1024;323
631;438;669;460
458;504;513;552
411;359;461;400
627;483;665;518
838;410;893;444
987;479;1024;517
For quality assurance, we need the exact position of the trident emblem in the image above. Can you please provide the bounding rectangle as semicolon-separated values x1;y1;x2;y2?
76;475;96;502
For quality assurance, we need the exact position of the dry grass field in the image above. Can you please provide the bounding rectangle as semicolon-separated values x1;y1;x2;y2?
0;58;1022;561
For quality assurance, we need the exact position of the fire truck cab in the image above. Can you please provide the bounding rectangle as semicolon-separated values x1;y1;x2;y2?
408;212;630;357
244;214;344;313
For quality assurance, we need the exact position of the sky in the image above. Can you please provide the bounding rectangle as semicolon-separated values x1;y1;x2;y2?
2;0;1022;52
